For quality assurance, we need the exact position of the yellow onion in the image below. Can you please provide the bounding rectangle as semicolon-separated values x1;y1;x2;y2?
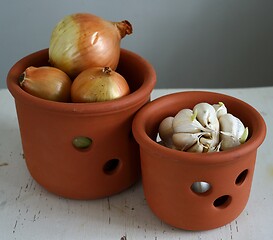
19;66;72;102
71;67;130;103
49;13;133;78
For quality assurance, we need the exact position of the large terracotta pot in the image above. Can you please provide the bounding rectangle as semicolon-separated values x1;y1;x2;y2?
7;48;156;199
132;91;266;230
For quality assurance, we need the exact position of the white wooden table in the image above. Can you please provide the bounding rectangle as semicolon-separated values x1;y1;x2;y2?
1;87;273;240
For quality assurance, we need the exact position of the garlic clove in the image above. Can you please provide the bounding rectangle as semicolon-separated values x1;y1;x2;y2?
199;131;220;150
240;127;249;144
219;113;246;139
213;102;228;118
219;126;248;150
219;132;241;150
186;140;204;153
172;132;201;151
219;113;248;150
208;141;222;152
158;116;174;147
157;140;177;149
193;102;220;131
173;109;209;133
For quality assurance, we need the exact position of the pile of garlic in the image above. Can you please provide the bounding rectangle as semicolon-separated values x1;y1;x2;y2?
158;102;249;152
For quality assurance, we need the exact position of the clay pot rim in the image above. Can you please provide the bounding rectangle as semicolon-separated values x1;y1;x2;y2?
133;91;267;165
7;48;156;115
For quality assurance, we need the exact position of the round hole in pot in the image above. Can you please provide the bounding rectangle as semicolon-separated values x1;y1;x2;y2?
129;129;135;141
235;169;248;186
213;195;231;208
103;158;120;175
72;136;92;150
191;181;211;194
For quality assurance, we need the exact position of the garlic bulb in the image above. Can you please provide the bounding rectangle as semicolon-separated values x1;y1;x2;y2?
157;101;248;153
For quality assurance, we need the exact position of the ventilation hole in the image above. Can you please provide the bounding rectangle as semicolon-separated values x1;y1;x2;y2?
103;159;120;174
129;130;135;141
235;169;248;185
191;181;211;194
72;136;92;150
213;195;231;208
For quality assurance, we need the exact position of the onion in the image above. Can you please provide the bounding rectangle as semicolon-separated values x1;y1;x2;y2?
49;13;133;78
19;66;72;102
71;67;130;103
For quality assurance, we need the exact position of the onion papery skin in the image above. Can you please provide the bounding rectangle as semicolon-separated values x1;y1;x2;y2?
71;67;130;103
19;66;72;102
49;13;132;78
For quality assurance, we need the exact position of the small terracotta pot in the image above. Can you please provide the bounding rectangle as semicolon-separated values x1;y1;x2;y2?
7;48;156;199
132;91;266;230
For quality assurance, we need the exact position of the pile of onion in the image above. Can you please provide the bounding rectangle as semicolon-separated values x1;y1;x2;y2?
19;12;133;103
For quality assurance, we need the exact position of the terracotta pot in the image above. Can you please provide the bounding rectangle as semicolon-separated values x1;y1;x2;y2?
7;48;156;199
132;91;266;230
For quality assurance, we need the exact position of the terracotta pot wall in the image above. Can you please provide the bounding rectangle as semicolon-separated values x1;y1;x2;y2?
7;48;156;199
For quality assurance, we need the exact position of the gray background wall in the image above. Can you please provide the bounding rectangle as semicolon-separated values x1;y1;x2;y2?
1;0;273;89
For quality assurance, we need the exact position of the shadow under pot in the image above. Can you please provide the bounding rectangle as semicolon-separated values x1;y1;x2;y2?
132;91;266;230
7;48;156;199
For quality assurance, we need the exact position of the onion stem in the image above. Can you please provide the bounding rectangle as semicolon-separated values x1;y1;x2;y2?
103;67;112;74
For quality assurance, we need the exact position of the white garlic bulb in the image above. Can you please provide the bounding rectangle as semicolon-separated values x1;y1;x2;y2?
157;101;248;153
